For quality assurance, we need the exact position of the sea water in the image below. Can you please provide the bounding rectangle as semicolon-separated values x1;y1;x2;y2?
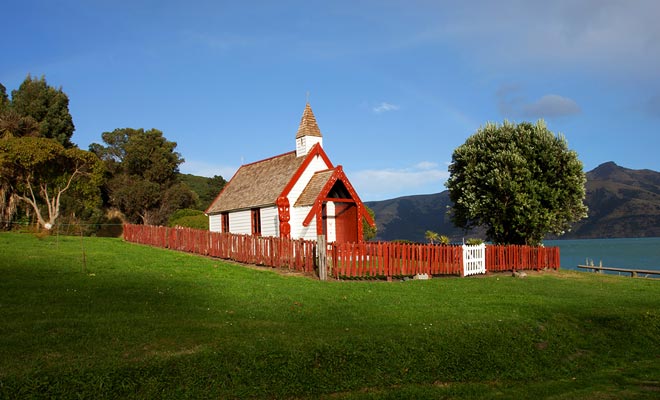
544;237;660;274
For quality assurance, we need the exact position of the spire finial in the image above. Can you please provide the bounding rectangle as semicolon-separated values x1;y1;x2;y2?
296;101;322;139
295;101;323;157
306;91;310;104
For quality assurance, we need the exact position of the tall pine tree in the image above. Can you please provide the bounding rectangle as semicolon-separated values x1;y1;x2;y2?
10;75;75;147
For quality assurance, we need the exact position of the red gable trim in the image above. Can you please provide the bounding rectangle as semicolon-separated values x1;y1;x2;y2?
278;143;333;199
302;165;376;228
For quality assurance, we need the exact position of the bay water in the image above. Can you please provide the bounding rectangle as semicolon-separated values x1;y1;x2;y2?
544;237;660;275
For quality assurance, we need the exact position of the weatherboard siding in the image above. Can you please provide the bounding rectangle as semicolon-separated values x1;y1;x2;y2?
209;214;222;232
209;207;278;236
260;206;279;237
298;220;317;241
296;136;323;158
290;205;316;241
229;210;251;235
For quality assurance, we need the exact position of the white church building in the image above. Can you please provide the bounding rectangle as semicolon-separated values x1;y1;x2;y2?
205;103;374;243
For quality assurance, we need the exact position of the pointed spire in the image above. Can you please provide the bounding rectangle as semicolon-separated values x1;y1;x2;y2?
296;103;322;139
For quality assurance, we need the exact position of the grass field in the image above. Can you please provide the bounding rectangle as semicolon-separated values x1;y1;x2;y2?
0;232;658;399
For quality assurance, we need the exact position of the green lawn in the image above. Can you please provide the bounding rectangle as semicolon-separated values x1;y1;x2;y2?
1;232;658;399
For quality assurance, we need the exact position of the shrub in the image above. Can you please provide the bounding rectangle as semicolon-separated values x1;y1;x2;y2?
168;209;209;230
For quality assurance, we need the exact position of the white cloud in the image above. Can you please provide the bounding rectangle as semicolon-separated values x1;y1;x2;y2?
415;161;439;170
497;86;581;119
407;1;660;79
350;162;449;201
373;102;400;113
180;160;237;179
522;95;581;119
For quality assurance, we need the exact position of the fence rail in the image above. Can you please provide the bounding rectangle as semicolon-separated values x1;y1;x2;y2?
328;241;464;278
122;224;560;280
123;224;316;273
486;244;560;272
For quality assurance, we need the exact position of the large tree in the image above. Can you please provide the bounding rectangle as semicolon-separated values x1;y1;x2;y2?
0;137;104;230
90;128;196;225
0;109;40;140
0;83;40;228
0;80;40;140
363;205;377;241
446;120;587;245
10;75;75;147
0;84;8;111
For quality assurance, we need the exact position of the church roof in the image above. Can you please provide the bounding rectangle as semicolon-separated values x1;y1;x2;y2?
295;103;322;139
206;151;306;214
294;169;335;207
297;166;376;228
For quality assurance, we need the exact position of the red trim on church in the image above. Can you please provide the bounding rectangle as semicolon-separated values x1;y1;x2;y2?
279;144;333;199
301;166;375;239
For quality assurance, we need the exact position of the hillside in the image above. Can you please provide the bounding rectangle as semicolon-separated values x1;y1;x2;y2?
366;162;660;242
365;192;472;242
566;162;660;238
179;173;226;211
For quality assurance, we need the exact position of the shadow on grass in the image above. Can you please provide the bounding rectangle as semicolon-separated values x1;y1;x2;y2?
1;233;659;399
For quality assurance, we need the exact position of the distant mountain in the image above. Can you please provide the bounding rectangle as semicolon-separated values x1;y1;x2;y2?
365;162;660;242
565;162;660;239
365;192;460;242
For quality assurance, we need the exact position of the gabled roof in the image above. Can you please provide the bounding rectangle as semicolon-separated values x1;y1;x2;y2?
295;169;335;207
206;151;305;214
205;143;334;214
297;166;376;228
295;103;322;139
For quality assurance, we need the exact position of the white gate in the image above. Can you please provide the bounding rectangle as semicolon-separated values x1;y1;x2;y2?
462;244;486;276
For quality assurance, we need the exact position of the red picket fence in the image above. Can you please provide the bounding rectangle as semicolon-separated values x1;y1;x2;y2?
123;224;316;273
122;224;560;279
329;241;464;279
328;242;559;279
486;245;560;272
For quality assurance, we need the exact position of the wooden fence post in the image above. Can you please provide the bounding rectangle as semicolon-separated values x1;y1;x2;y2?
385;243;392;282
317;235;327;281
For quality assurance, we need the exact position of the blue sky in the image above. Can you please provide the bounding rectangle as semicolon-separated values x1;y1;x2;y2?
2;1;659;201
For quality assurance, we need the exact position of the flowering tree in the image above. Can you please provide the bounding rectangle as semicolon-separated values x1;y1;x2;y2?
446;120;587;245
0;137;104;230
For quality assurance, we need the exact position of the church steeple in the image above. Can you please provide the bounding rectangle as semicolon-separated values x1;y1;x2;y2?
296;103;323;157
